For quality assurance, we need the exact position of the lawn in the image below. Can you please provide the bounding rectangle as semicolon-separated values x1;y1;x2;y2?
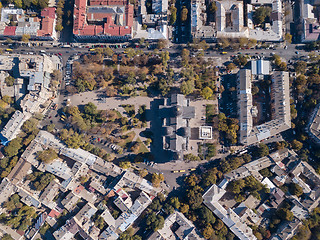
136;137;149;153
118;131;136;148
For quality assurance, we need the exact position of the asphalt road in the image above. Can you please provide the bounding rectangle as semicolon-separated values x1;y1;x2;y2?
0;41;310;65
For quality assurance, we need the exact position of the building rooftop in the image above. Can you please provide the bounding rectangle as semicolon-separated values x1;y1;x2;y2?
149;211;204;240
158;94;195;160
0;110;30;142
73;0;134;39
237;67;291;145
0;7;56;39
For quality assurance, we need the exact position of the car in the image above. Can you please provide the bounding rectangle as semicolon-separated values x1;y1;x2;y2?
295;51;299;54
58;53;62;56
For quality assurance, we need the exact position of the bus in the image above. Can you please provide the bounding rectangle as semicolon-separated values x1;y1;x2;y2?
89;48;96;52
221;52;227;55
5;49;13;52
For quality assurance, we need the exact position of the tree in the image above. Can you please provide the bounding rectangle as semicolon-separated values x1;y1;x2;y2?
252;85;259;95
119;161;131;169
181;48;190;66
185;174;199;187
295;61;307;74
180;80;195;95
139;169;148;178
201;86;213;99
14;0;23;8
226;63;236;72
38;0;49;9
151;173;164;187
181;6;188;22
234;55;248;66
21;34;30;43
208;1;217;13
289;183;303;197
199;206;216;225
146;212;164;231
253;6;271;25
169;6;177;25
37;148;58;164
180;203;189;214
55;24;63;32
169;197;180;209
285;33;292;43
277;208;294;221
84;102;97;115
291;139;303;151
157;39;168;49
256;143;269;157
45;124;55;133
4;138;22;157
2;234;14;240
21;118;38;133
202;224;214;239
5;76;15;87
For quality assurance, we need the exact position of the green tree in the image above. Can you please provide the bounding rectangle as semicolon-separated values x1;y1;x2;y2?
256;143;269;157
209;1;217;13
180;80;195;95
146;213;164;231
277;208;294;221
291;139;303;151
289;183;303;197
84;102;97;115
169;6;177;25
139;169;148;177
295;61;307;74
4;137;22;157
151;173;164;187
169;197;180;209
285;33;292;43
181;6;188;22
181;48;190;66
157;39;168;49
226;62;236;71
37;148;58;164
199;206;216;225
14;0;23;8
253;7;271;25
21;34;30;43
55;24;63;32
2;234;14;240
5;76;15;87
119;161;131;169
21;118;38;133
202;224;214;239
201;86;213;99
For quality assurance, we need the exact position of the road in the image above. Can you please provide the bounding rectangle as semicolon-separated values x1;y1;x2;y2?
0;41;310;66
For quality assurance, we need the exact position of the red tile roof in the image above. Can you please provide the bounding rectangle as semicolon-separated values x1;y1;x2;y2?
4;26;16;36
41;7;56;19
74;185;84;194
73;0;133;37
48;209;61;218
37;17;54;37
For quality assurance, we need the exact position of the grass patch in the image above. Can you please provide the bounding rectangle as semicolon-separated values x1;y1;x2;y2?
118;131;136;148
137;137;149;153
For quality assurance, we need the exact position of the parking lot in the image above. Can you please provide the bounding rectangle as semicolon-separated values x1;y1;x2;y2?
219;74;238;118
